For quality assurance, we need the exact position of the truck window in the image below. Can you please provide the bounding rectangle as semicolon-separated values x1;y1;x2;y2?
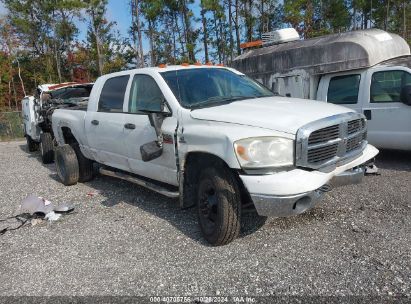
128;75;165;113
370;70;411;103
327;74;361;104
161;68;273;109
98;75;130;112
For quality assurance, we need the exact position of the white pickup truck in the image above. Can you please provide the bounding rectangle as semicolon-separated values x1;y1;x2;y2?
52;65;378;245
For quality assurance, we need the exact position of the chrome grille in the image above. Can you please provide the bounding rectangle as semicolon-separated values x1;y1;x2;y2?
307;143;339;163
308;125;340;145
296;113;367;170
346;132;367;152
348;119;366;135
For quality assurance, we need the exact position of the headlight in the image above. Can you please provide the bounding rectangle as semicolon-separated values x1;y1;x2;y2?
234;137;294;169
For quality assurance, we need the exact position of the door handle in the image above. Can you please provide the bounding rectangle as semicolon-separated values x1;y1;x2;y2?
363;110;372;120
91;120;99;125
124;123;136;130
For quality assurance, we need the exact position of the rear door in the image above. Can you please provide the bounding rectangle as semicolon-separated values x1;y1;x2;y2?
122;73;179;186
362;68;411;150
85;74;131;171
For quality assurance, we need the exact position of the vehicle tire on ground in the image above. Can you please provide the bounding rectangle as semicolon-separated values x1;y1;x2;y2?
55;144;79;186
26;135;38;152
40;132;54;164
72;143;94;182
197;165;241;246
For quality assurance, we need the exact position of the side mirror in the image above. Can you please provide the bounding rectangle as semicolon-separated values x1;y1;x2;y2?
140;113;164;162
400;85;411;105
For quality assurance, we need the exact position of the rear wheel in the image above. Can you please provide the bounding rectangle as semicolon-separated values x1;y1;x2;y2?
72;144;94;182
55;145;79;186
40;132;54;164
197;166;241;246
26;136;38;152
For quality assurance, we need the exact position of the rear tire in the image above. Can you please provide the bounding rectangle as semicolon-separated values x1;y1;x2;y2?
26;136;38;152
55;145;79;186
40;132;54;164
72;144;94;182
197;166;241;246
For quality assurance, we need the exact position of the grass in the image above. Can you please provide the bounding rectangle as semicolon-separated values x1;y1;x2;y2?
0;111;24;141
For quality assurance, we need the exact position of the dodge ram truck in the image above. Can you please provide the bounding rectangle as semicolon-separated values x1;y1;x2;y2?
52;65;379;245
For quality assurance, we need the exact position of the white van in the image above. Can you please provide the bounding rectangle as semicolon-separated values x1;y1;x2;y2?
233;28;411;150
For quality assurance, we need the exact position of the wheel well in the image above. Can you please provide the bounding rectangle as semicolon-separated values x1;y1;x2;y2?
182;152;251;208
61;127;79;146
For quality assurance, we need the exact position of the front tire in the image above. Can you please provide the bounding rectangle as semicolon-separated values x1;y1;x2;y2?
55;145;79;186
40;132;54;164
197;166;241;246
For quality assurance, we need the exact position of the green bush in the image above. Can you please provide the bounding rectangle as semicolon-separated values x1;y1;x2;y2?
0;112;24;141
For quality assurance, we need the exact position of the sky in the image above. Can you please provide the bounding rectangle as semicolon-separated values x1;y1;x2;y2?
0;1;133;37
0;0;201;54
76;0;134;42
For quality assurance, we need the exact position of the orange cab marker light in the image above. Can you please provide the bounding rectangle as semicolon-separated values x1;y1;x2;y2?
240;40;263;49
216;63;224;67
158;64;167;68
205;62;213;66
181;62;190;66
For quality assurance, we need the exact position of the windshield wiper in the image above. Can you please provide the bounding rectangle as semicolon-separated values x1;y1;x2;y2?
190;95;257;110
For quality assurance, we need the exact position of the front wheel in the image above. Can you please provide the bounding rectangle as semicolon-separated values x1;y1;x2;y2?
197;166;241;246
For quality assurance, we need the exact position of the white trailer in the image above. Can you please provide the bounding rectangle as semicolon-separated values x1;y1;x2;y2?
22;95;41;151
232;28;411;150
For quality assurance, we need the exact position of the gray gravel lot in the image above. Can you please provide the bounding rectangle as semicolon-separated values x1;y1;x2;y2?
0;140;410;298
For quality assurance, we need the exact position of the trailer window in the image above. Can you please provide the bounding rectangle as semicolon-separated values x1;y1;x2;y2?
98;75;130;112
327;74;361;104
370;70;411;103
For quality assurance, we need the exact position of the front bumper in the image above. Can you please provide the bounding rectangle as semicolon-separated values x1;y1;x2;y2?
240;144;378;217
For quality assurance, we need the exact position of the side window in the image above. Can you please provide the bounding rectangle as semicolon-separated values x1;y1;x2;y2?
98;75;130;112
370;70;411;103
327;74;361;104
129;74;164;113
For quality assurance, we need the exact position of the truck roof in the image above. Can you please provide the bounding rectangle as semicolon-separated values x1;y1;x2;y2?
232;29;411;76
101;65;235;77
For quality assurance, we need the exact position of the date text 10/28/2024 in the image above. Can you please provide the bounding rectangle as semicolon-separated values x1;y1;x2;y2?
149;296;256;303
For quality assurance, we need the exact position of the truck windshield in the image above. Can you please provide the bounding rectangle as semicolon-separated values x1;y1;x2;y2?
161;68;273;109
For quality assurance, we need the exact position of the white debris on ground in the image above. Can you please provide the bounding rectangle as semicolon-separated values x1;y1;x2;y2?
0;195;74;235
365;164;380;175
44;211;62;222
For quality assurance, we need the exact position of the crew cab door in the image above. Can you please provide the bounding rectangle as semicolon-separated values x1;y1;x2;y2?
361;68;411;150
122;73;178;186
85;74;131;171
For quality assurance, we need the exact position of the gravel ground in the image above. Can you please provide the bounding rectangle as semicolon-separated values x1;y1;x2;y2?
0;140;410;299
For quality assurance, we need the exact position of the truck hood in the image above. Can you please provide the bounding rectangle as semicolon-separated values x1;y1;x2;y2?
190;96;354;135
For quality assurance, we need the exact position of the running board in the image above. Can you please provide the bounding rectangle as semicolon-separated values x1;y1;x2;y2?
99;168;179;198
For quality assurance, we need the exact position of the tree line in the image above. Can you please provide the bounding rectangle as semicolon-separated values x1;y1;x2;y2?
0;0;410;111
